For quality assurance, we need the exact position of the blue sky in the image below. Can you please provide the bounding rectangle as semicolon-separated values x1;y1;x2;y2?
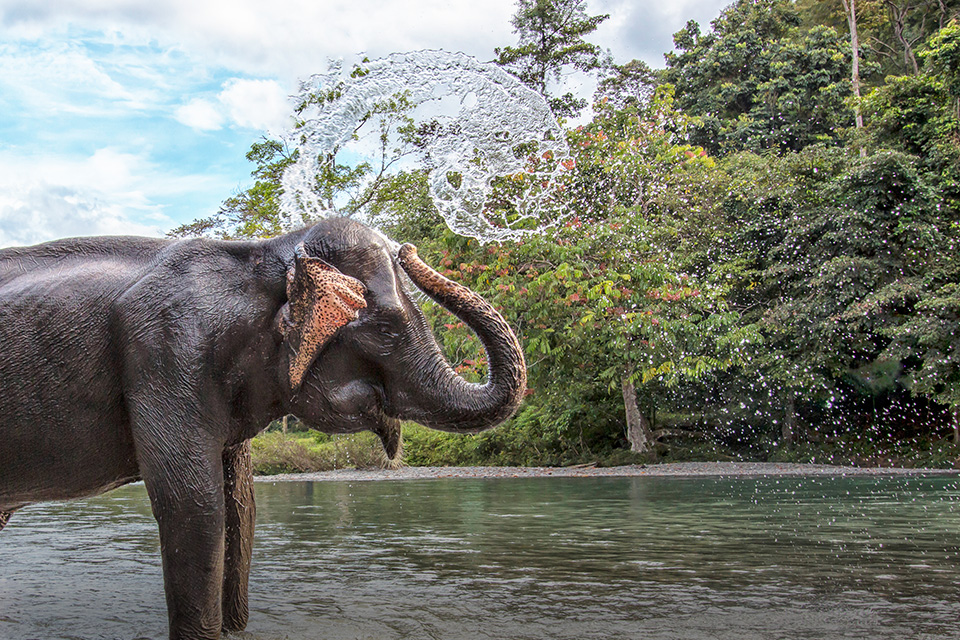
0;0;729;247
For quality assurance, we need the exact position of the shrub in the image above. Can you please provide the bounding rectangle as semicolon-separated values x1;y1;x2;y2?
251;431;387;475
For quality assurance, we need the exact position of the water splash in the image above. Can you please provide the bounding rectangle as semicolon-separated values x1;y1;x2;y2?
280;50;568;242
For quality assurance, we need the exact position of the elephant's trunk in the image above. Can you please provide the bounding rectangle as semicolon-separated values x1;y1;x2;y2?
395;244;526;433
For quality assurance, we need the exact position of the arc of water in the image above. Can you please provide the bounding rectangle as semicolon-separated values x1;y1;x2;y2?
280;50;570;242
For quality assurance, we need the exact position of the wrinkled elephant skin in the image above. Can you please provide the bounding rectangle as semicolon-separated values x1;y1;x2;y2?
0;218;526;640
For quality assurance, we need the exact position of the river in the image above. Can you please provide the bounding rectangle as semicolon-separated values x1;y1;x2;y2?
2;474;959;639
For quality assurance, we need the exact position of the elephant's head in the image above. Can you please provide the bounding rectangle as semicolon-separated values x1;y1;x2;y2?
277;218;526;462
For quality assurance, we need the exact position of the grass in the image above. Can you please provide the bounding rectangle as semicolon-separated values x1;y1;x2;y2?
250;430;389;475
251;422;960;476
766;434;960;469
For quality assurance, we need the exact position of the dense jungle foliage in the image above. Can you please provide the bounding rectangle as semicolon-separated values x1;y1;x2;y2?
175;0;960;470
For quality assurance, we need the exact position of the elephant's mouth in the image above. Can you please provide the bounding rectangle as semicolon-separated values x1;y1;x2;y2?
372;415;403;468
299;376;403;467
351;381;402;466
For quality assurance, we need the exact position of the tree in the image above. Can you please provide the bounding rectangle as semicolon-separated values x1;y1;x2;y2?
593;59;658;109
862;19;960;209
718;145;854;446
750;151;954;443
874;20;960;437
884;280;960;439
921;18;960;119
419;89;748;458
840;0;867;137
664;0;856;155
859;0;959;76
765;152;932;378
168;139;294;239
169;88;434;241
495;0;609;118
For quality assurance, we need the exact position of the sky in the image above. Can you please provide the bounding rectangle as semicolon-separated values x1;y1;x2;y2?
0;0;730;248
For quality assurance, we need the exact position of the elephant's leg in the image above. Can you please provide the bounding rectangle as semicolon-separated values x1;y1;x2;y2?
0;510;12;531
134;427;227;640
221;440;256;633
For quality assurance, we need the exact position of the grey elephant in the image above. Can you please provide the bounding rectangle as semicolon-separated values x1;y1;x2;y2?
0;217;526;639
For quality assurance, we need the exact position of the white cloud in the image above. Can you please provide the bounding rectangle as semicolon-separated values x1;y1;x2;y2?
0;0;735;242
218;79;291;133
175;98;225;131
55;0;722;74
1;0;733;102
172;79;291;133
0;0;516;81
0;183;164;247
0;41;150;115
594;0;730;65
0;147;231;247
3;148;152;201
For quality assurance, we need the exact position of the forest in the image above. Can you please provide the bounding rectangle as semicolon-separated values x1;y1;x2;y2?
172;0;960;470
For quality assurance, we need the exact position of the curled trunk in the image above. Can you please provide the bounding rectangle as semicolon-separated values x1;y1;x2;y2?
395;244;526;433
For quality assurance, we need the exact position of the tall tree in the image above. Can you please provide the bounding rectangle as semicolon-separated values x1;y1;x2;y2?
862;18;960;209
429;88;747;457
862;0;960;75
921;18;960;118
168;139;294;239
593;59;658;109
495;0;609;118
168;89;432;240
840;0;867;136
664;0;855;155
869;19;960;435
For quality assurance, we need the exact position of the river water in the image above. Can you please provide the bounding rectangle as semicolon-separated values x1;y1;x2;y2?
1;475;959;639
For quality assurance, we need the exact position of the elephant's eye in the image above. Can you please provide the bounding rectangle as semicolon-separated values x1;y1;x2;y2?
375;303;407;323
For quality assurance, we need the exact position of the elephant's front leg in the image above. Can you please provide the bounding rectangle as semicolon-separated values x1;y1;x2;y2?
222;440;256;633
134;426;227;640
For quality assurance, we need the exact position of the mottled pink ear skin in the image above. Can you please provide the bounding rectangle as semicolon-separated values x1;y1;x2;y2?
281;245;367;390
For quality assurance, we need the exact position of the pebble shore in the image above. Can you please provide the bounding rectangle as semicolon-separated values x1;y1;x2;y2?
255;461;959;483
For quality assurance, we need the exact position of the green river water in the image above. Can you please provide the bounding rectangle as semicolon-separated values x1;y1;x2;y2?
1;474;959;639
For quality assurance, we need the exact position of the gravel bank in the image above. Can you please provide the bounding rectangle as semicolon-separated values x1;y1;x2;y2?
255;462;959;483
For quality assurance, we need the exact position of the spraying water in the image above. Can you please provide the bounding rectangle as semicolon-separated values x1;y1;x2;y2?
280;50;568;242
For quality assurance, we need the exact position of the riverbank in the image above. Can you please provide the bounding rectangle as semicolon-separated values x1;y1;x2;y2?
254;461;960;482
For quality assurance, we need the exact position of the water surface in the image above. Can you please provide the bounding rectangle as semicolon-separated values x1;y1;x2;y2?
2;475;959;639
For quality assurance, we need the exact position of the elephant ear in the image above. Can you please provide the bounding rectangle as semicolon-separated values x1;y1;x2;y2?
281;243;367;391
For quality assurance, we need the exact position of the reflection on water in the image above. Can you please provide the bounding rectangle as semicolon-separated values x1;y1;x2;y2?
1;475;959;639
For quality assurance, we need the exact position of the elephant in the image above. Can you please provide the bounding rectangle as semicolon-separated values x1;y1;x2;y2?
0;217;526;640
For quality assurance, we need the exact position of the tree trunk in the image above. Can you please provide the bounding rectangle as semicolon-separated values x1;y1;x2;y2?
782;391;796;447
622;372;653;453
953;406;960;443
936;0;949;29
887;1;920;74
840;0;866;156
282;414;288;434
